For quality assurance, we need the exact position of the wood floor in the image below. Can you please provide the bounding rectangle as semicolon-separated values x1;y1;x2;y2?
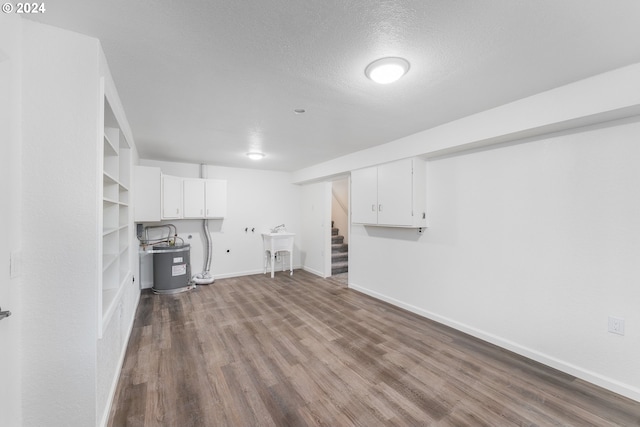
109;270;640;426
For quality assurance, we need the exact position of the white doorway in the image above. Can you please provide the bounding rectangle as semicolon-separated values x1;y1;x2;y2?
330;177;349;284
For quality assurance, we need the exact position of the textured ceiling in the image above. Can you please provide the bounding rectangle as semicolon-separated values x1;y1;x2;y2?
28;1;640;171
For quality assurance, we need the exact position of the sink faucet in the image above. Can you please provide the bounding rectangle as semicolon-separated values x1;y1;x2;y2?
271;224;285;233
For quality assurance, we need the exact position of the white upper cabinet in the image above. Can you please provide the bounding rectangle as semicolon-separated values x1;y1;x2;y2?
183;178;206;218
351;158;426;228
351;166;378;224
135;173;227;221
184;178;227;219
162;175;183;219
204;179;227;218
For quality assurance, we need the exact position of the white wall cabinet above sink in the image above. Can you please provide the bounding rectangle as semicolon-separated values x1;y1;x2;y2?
351;158;426;228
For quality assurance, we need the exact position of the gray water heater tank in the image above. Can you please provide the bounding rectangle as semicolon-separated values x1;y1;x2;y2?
152;244;191;294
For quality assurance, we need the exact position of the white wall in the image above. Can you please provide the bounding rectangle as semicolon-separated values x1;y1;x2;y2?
21;20;100;426
0;12;23;427
349;120;640;401
300;181;331;277
138;160;302;283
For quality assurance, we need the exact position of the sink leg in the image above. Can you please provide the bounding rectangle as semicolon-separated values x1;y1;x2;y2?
270;252;275;278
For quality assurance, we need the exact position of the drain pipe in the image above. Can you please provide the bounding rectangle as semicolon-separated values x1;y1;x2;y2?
192;219;214;284
192;164;215;285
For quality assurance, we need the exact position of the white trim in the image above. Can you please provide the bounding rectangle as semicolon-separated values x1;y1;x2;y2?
213;265;304;280
302;265;325;278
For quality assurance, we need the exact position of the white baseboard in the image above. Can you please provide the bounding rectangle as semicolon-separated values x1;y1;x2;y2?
213;268;265;279
213;265;304;280
349;282;640;403
302;266;325;278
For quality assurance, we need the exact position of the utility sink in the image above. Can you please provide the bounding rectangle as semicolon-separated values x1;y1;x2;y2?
261;232;295;278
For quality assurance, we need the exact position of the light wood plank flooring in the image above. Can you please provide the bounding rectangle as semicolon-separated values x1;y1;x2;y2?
109;270;640;426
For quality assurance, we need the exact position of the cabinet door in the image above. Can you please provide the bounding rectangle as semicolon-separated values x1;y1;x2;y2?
161;175;183;219
351;166;378;224
205;179;227;218
377;159;413;226
183;178;205;218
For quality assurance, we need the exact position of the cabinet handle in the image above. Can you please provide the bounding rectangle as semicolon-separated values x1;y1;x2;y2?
176;208;179;214
371;204;376;212
201;209;203;215
379;204;383;212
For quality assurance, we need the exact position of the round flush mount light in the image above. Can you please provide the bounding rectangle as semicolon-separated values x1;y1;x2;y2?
365;57;410;84
246;152;265;160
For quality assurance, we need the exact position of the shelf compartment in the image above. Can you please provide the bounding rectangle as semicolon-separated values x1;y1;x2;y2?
103;127;119;155
102;258;119;291
103;253;118;272
119;205;129;227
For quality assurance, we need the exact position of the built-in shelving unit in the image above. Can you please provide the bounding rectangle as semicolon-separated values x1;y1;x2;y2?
99;88;131;337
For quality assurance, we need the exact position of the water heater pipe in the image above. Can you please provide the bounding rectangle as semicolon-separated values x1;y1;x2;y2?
192;164;215;285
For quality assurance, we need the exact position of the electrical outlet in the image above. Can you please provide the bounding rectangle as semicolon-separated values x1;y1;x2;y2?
608;316;625;336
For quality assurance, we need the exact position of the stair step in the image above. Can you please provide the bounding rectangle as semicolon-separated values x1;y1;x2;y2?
331;261;349;275
332;243;348;253
332;235;344;244
331;252;348;261
331;227;339;236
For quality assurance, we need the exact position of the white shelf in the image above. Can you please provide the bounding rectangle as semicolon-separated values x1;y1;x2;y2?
103;226;119;236
104;171;118;184
103;128;119;155
103;197;119;205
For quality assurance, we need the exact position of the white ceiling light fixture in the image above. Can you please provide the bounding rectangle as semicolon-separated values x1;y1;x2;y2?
246;152;265;160
365;57;410;84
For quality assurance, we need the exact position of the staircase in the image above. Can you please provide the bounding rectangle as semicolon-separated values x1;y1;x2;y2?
331;222;348;275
